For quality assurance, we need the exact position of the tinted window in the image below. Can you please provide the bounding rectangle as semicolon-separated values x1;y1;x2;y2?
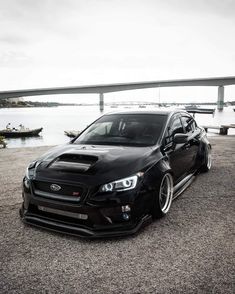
181;116;197;133
74;114;167;146
165;117;184;144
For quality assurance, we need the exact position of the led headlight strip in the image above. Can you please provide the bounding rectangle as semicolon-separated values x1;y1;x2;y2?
100;172;144;192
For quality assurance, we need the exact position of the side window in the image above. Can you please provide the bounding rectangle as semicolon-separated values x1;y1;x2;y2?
181;116;197;133
165;117;184;144
191;118;197;131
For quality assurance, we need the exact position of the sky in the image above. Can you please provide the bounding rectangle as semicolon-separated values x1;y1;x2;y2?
0;0;235;103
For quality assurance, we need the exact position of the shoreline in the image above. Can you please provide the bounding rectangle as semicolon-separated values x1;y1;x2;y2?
1;106;234;148
1;102;234;109
2;134;235;150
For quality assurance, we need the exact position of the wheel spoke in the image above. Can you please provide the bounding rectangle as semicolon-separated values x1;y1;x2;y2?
207;148;212;169
159;173;173;214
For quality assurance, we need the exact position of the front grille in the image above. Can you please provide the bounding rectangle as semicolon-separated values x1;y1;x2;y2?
33;180;85;202
28;204;94;227
38;206;88;220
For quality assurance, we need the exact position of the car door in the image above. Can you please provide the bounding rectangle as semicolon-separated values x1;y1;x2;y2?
180;114;200;171
163;114;190;183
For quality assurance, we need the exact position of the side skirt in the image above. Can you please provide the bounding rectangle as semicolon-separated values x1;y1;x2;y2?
173;173;195;200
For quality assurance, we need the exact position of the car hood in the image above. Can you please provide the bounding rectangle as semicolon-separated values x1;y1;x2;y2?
34;143;161;185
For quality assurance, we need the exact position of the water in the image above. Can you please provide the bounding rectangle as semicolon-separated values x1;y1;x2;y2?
0;105;234;148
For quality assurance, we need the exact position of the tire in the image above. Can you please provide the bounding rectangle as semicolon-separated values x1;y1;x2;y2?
200;145;212;172
152;173;174;219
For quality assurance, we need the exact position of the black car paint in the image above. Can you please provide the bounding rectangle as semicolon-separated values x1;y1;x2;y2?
34;144;161;186
20;110;210;238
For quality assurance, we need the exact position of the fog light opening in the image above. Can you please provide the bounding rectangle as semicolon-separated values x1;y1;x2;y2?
122;213;130;221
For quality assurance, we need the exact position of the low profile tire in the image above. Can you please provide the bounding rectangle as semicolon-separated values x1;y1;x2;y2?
152;173;174;219
201;145;212;172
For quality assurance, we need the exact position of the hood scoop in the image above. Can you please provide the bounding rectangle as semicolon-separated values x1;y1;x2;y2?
47;154;98;173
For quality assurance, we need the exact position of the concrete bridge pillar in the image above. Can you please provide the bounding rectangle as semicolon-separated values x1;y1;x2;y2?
99;93;104;112
217;86;224;111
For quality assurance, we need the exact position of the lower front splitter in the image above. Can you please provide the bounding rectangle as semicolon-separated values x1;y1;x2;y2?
20;208;152;239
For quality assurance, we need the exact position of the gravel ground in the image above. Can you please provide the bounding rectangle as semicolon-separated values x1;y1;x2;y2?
0;137;234;294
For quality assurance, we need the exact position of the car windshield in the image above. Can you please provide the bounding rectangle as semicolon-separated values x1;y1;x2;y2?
73;113;167;146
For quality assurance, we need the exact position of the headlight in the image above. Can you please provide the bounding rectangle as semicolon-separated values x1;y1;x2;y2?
25;161;37;179
100;172;144;192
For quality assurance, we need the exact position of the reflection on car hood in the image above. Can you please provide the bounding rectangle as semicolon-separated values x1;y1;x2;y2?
34;143;161;185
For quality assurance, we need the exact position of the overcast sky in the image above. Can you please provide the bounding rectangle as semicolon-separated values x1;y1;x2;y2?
0;0;235;103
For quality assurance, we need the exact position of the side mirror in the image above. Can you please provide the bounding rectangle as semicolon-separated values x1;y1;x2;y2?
173;133;188;144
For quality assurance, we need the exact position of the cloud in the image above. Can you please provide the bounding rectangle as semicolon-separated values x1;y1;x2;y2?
0;0;234;99
0;50;31;67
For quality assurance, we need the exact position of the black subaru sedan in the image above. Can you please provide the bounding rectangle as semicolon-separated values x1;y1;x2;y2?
20;110;211;238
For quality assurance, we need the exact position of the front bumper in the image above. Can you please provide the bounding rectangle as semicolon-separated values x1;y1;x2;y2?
20;206;152;238
20;179;152;238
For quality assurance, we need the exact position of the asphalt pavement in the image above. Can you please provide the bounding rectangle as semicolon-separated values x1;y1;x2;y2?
0;136;234;294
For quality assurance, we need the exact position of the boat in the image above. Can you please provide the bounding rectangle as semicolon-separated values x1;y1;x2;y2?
184;105;215;115
0;128;43;138
64;130;80;138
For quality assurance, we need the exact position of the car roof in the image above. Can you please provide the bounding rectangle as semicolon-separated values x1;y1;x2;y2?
103;109;189;117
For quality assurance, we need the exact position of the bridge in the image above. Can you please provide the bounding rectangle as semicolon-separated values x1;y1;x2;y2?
0;76;235;111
